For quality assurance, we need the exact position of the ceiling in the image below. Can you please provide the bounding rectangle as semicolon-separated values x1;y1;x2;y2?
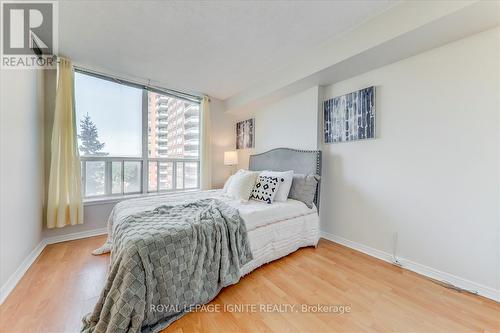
225;0;500;113
58;0;395;99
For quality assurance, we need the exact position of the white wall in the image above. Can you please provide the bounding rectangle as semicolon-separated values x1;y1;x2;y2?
320;27;499;291
236;86;320;169
233;28;499;296
0;70;44;289
210;98;236;188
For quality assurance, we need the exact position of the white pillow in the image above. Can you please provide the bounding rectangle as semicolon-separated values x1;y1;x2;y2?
225;170;259;202
259;170;294;202
222;169;246;194
250;175;280;204
222;175;234;193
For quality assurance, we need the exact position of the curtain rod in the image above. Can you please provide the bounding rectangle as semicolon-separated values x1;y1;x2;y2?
72;64;204;103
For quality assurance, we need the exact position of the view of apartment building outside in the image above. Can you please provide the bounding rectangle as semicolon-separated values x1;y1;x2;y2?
148;92;200;191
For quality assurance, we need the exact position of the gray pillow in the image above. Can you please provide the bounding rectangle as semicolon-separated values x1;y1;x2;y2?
288;174;320;208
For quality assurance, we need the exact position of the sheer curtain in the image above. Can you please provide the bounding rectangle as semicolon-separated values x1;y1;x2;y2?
46;58;83;228
200;96;212;190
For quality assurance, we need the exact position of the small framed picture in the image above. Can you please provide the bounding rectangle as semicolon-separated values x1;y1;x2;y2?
236;118;255;149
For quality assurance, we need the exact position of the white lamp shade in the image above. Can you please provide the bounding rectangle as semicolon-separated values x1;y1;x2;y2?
224;151;238;166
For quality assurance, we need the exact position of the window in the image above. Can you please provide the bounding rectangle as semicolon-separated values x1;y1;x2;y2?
75;71;200;199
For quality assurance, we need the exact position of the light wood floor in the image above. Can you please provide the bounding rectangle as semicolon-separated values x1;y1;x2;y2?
0;236;498;333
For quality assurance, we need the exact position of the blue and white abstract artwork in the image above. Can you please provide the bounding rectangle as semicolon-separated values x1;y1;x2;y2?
324;86;375;143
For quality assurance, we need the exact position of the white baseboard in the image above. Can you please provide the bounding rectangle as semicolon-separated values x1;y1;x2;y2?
3;229;498;305
44;227;107;245
321;231;500;302
0;240;45;304
0;228;108;305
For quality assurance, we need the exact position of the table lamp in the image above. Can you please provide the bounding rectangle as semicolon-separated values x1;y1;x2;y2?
224;151;238;174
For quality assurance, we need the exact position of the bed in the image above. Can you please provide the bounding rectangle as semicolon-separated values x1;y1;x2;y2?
242;147;321;274
84;148;321;333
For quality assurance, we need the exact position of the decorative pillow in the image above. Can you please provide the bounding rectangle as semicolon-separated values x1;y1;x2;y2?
225;170;259;201
222;170;255;193
250;175;281;204
260;170;293;202
288;174;320;208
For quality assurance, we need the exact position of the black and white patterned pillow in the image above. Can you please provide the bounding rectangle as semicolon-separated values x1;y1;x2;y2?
250;175;281;204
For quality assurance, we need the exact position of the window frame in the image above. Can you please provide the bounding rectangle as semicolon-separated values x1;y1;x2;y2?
75;69;202;202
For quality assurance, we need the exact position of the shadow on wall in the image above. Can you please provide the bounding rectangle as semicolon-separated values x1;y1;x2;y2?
42;202;114;238
236;148;255;170
319;151;399;254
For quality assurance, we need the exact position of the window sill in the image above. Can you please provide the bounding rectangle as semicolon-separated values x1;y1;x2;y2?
83;189;201;206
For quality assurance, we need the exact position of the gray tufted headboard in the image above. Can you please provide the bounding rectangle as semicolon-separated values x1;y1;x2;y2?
248;148;322;209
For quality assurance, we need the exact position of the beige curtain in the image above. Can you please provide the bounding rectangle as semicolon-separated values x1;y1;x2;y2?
200;96;212;190
46;58;83;228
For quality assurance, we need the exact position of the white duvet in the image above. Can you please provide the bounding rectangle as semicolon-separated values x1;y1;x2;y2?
93;190;318;256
